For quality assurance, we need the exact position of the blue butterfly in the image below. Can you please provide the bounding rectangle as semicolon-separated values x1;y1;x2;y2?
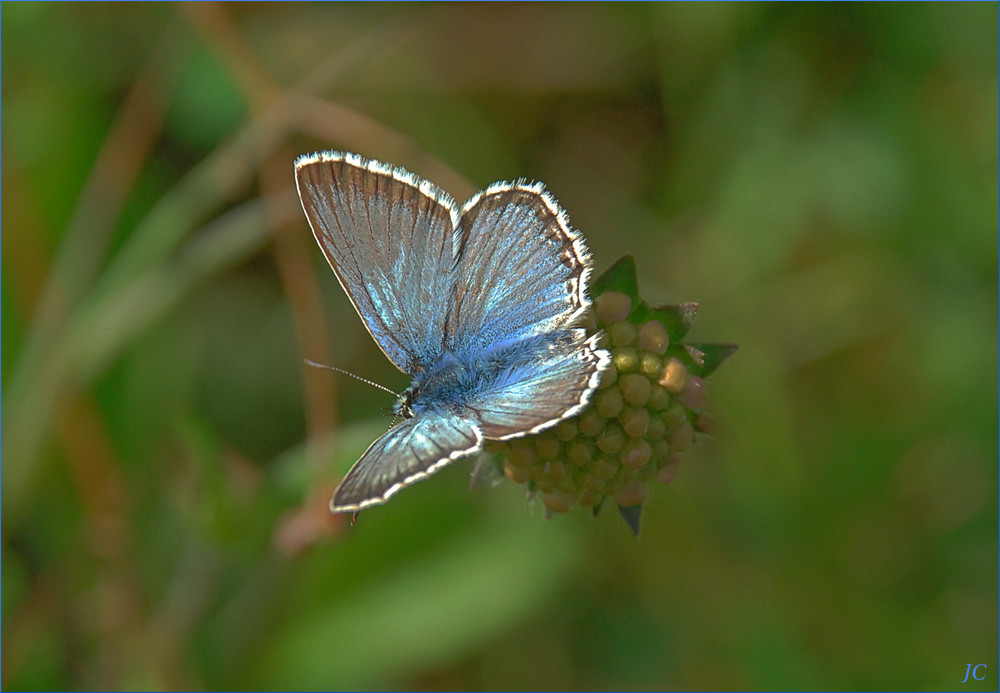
295;151;611;513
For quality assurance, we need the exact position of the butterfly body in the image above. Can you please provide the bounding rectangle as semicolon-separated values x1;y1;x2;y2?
295;151;610;513
398;330;580;418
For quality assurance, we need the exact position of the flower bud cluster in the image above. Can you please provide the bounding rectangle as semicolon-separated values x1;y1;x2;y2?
485;256;735;532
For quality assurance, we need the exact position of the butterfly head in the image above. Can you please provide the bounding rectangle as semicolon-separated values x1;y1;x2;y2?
393;388;418;419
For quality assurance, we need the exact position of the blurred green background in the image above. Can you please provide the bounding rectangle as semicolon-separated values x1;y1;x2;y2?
2;2;996;690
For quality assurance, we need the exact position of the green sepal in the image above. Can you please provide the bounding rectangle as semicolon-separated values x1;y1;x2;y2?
646;302;699;340
687;342;739;378
591;255;640;298
618;504;642;536
593;256;701;343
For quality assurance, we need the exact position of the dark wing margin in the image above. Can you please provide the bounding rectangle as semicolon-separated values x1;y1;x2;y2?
295;151;459;374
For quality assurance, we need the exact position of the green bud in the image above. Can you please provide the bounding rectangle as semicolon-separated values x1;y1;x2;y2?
508;444;535;467
567;441;594;466
679;375;707;410
620;373;652;406
536;437;562;460
639;352;663;379
614;347;639;373
637;320;669;354
667;420;694;452
597;361;619;389
614;483;647;508
620;406;650;438
597;424;626;454
657;455;681;484
661;405;687;430
595;291;632;323
555;421;578;441
650;438;670;461
694;411;715;435
610;320;638;347
593;458;618;479
648;384;672;411
645;413;667;439
578;411;607;437
622;439;652;469
503;459;531;483
596;387;624;418
659;357;687;394
543;460;569;483
543;490;577;513
488;255;735;532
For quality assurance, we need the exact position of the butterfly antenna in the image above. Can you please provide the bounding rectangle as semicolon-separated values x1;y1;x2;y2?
304;359;399;397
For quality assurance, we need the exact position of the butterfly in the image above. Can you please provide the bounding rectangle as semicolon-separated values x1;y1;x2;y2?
294;151;611;513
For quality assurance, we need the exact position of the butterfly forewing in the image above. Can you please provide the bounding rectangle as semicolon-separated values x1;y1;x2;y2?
447;182;593;357
295;152;458;374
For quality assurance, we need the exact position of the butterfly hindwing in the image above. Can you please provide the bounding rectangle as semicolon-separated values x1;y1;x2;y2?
331;413;483;512
466;332;610;439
